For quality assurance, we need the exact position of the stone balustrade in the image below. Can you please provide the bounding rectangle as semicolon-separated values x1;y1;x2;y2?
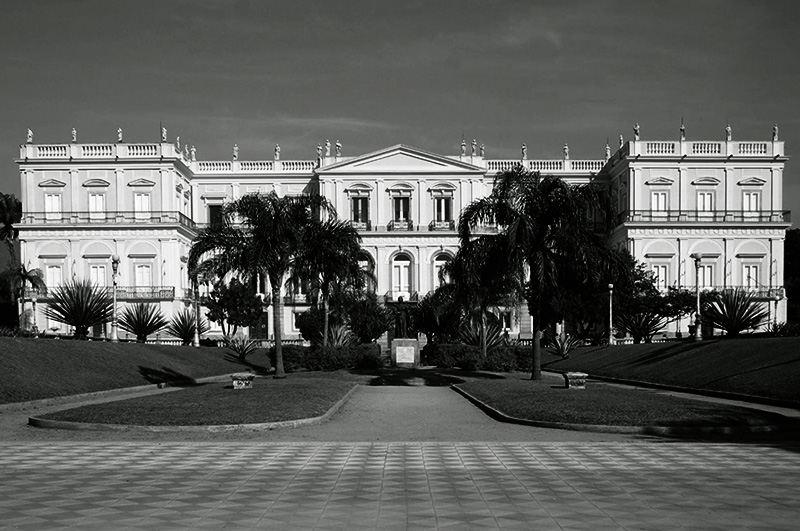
485;159;604;173
20;142;186;161
629;140;784;158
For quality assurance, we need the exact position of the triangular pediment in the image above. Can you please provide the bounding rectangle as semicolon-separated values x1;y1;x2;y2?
83;178;110;187
128;178;156;187
737;177;767;186
319;145;484;174
645;177;674;185
38;179;66;188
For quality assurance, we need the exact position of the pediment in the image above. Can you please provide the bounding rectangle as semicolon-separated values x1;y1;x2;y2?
38;179;66;188
128;178;156;187
644;177;674;186
319;145;484;174
737;177;766;186
691;177;720;186
83;178;110;187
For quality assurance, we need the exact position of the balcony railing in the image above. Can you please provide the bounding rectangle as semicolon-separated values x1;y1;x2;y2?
387;220;414;231
21;211;197;230
383;291;419;303
617;210;791;225
677;286;784;300
428;220;455;231
26;286;176;301
349;220;372;231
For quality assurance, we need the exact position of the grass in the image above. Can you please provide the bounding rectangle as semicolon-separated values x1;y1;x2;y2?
457;376;793;427
0;337;271;404
543;336;800;403
40;376;359;426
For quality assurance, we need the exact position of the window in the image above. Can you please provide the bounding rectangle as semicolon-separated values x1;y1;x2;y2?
500;311;513;331
46;265;62;290
433;254;450;287
135;264;152;287
208;204;224;227
434;197;452;222
698;264;713;288
392;253;412;299
743;191;760;212
351;197;369;224
651;191;668;212
393;197;410;222
652;264;668;290
89;264;106;287
89;193;105;221
134;193;151;221
44;193;61;221
697;191;713;214
743;265;759;289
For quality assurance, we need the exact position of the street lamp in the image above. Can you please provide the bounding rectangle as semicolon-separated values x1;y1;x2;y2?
690;253;703;341
110;254;120;342
773;294;782;329
193;276;201;348
608;283;615;345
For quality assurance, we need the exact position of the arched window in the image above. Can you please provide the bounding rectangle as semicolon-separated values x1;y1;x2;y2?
358;252;376;293
432;253;451;287
392;253;412;300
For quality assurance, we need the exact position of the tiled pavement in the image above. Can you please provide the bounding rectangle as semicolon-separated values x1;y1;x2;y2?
1;441;799;530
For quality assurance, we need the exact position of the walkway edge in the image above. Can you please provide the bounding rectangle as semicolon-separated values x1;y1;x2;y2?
28;384;360;433
543;368;800;410
450;384;797;437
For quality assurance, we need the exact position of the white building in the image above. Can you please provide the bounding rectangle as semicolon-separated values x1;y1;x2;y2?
15;126;790;339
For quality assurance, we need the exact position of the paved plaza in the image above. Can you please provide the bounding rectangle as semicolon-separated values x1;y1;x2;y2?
1;385;799;529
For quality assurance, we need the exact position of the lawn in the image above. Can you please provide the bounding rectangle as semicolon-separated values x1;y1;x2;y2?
456;376;793;428
39;376;360;426
0;337;271;404
543;336;800;404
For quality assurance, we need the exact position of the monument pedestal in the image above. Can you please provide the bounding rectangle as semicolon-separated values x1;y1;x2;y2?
391;338;420;368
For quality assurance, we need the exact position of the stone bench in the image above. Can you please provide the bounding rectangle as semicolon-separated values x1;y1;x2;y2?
563;372;588;389
230;373;255;389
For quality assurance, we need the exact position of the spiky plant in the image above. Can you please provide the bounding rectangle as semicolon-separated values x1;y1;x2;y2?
118;302;168;343
41;278;113;340
457;318;505;353
546;334;583;359
223;335;260;359
615;310;669;344
326;323;357;347
702;289;770;337
166;308;210;346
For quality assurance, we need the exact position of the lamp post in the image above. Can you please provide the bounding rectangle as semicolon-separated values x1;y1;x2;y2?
193;276;200;348
773;294;781;329
608;283;615;345
110;254;120;342
690;253;703;341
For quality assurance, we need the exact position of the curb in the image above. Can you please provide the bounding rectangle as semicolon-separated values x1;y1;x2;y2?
450;384;799;437
28;384;360;433
0;374;233;413
542;368;800;411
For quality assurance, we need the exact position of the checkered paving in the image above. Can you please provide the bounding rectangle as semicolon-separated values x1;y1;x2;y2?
0;442;798;530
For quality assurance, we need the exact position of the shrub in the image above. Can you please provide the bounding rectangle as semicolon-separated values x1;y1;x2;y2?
223;335;260;360
423;343;456;368
769;321;800;337
424;343;482;370
483;347;517;372
615;310;668;343
268;344;309;373
166;308;210;346
457;347;483;371
513;345;533;372
352;343;383;369
41;278;113;340
118;303;168;342
703;289;770;337
302;344;383;371
347;294;392;344
546;334;582;359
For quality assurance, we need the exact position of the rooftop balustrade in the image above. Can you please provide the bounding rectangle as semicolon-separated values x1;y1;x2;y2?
627;140;784;158
21;211;197;230
617;210;791;224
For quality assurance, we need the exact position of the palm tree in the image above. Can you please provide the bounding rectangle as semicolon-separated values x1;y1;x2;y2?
442;236;522;358
188;191;335;378
0;261;45;329
459;167;617;380
0;193;21;258
289;218;369;346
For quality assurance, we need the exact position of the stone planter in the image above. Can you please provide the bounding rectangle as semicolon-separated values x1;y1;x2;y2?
563;372;588;389
230;373;255;389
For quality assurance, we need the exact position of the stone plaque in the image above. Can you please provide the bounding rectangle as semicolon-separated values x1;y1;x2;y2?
396;346;415;364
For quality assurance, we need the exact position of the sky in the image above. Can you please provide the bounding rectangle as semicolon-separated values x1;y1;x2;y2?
2;0;799;213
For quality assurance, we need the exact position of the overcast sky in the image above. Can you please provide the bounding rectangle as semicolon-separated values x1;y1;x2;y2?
2;0;799;212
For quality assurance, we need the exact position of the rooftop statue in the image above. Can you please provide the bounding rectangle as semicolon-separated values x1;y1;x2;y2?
316;143;323;157
275;143;281;160
117;128;123;143
71;128;77;143
604;143;611;161
471;139;477;156
325;139;331;156
726;124;732;141
633;123;640;140
773;124;779;141
176;136;180;150
161;126;167;142
563;143;569;159
335;139;342;156
680;120;686;141
521;143;527;160
190;146;196;161
460;139;466;156
233;144;238;160
619;134;624;148
480;143;485;157
26;129;33;143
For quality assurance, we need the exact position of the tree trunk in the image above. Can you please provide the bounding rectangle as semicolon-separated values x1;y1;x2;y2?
272;286;285;378
480;310;487;359
322;297;330;347
530;308;542;380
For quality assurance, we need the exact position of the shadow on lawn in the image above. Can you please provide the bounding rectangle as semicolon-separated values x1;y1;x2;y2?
223;353;271;376
363;368;505;387
138;366;203;386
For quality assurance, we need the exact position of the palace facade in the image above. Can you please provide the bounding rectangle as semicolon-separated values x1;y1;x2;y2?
15;126;790;340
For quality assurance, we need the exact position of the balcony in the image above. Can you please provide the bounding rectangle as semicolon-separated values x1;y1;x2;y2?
690;286;785;301
21;211;197;230
387;220;414;231
616;210;791;225
349;220;372;231
428;220;455;231
26;286;176;301
383;291;419;303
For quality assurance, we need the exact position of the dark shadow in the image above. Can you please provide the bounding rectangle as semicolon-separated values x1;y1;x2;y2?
138;366;204;386
362;367;468;386
223;353;271;376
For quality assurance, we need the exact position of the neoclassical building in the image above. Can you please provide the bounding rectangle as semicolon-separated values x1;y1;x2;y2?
15;125;790;339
